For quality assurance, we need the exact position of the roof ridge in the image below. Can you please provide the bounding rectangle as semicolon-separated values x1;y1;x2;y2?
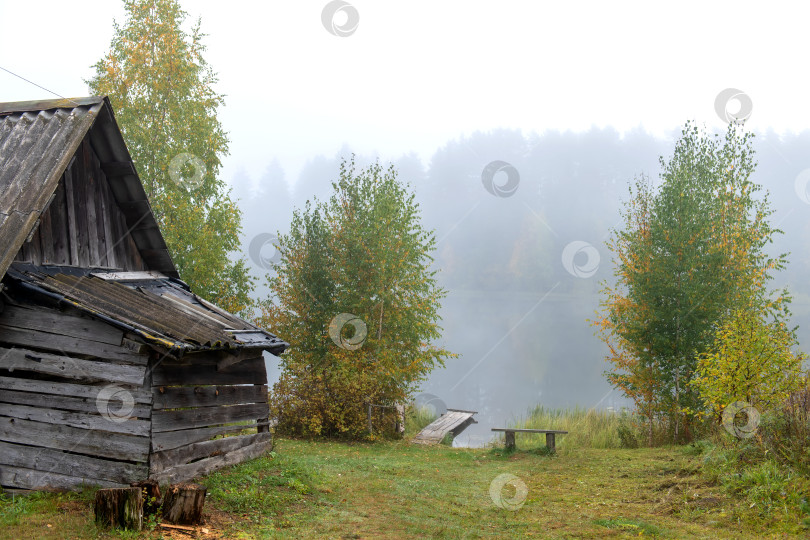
0;96;106;116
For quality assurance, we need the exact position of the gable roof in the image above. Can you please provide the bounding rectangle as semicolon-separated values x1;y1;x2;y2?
0;96;289;356
0;96;177;279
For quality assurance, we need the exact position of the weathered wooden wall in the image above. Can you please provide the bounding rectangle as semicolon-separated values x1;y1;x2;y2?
0;300;272;489
149;352;272;484
14;139;146;271
0;299;150;490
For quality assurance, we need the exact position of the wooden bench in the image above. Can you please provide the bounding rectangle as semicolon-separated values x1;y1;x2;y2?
491;428;568;452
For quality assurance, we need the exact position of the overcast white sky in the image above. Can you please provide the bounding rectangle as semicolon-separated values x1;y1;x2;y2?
1;0;808;187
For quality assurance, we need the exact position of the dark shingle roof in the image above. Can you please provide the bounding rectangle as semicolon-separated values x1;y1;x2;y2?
0;96;177;279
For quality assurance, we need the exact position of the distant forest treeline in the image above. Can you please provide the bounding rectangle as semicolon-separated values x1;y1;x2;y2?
229;127;810;431
232;127;810;296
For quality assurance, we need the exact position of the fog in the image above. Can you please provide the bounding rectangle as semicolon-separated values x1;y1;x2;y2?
231;126;810;446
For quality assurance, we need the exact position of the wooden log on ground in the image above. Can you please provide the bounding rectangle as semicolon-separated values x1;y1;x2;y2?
161;483;207;525
130;479;161;516
94;487;143;530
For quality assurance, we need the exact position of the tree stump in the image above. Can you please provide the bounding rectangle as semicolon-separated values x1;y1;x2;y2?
94;487;143;530
162;483;207;525
130;479;162;517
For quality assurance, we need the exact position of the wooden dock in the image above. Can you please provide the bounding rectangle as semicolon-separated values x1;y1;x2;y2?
412;409;478;445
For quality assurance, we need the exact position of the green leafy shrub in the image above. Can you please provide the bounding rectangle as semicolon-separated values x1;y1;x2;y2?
617;422;639;448
260;160;454;439
758;386;810;474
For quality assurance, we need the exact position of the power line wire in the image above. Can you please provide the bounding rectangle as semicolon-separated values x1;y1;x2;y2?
0;65;79;105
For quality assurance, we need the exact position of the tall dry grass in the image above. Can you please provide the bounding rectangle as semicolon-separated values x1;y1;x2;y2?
505;405;638;451
404;405;439;436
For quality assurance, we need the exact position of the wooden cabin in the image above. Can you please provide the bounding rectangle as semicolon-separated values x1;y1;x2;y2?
0;96;288;491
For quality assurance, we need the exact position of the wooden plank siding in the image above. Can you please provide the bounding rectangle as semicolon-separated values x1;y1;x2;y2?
0;465;121;491
0;440;148;485
0;291;273;489
152;384;267;410
0;376;151;404
0;301;146;366
148;351;272;480
0;416;148;462
150;434;273;485
0;387;151;418
152;356;267;386
151;403;268;433
0;346;146;383
0;303;125;346
0;300;151;490
13;139;146;271
149;432;271;474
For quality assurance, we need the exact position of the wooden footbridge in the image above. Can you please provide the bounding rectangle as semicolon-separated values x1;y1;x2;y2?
412;409;478;445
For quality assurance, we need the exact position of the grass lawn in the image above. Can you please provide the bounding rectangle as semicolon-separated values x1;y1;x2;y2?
0;437;806;539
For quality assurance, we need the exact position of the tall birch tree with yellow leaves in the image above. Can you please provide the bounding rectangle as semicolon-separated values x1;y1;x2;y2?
88;0;253;314
595;122;798;443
